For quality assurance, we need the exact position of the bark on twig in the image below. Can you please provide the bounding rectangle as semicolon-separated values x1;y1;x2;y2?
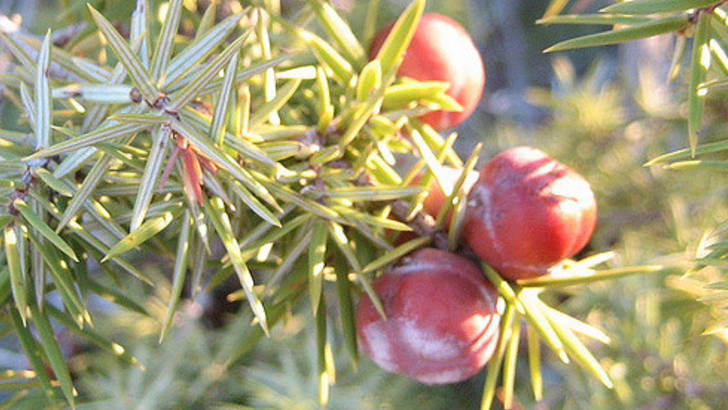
390;200;450;250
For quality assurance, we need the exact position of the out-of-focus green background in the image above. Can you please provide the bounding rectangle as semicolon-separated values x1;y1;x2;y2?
2;0;728;408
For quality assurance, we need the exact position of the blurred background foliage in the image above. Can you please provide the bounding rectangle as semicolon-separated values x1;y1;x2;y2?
2;0;728;408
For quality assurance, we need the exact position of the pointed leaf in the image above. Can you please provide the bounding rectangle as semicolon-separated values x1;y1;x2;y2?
249;79;302;127
312;185;421;201
151;0;183;81
502;313;521;409
515;288;569;363
102;207;181;262
210;53;239;147
543;0;571;17
482;265;569;363
160;211;191;342
0;33;35;70
5;226;28;325
26;229;87;327
541;300;614;388
645;140;728;165
545;16;689;52
229;180;281;228
130;125;170;231
165;12;245;87
19;82;36;132
28;303;75;406
544;305;612;344
689;13;710;155
267;227;313;292
67;220;153;285
315;293;330;407
31;168;73;197
255;9;279;126
14;32;102;82
181;107;277;167
35;31;52;149
53;147;97;178
328;221;362;273
258;176;343;222
9;308;57;405
130;0;151;68
167;31;250;113
56;153;114;232
383;80;462;111
363;0;381;41
204;197;268;334
666;159;728;170
481;302;517;410
170;120;278;208
447;190;468;251
516;265;665;287
72;57;113;82
411;121;462;167
310;145;344;166
240;213;311;254
309;220;328;316
357;60;383;103
302;31;354;84
53;84;134;104
537;14;653;25
438;142;482;229
88;5;158;103
371;0;425;76
331;205;396;251
362;236;431;274
46;304;144;369
86;278;150;316
190;235;207;297
200;53;297;96
602;0;721;14
309;0;367;68
335;259;358;368
316;67;334;132
108;113;167;125
24;122;149;160
30;221;47;314
13;224;25;279
527;325;544;401
197;1;218;39
13;199;77;262
410;128;449;195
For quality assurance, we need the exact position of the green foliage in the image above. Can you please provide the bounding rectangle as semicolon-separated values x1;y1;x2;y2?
543;0;728;349
0;0;727;408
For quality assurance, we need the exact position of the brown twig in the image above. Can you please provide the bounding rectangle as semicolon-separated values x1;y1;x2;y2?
390;199;450;250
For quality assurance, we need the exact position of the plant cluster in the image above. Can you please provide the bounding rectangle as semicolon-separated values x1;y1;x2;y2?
2;0;721;408
538;0;728;355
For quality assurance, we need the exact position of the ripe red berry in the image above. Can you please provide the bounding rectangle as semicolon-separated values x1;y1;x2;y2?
417;166;479;222
356;248;500;384
390;166;477;246
464;146;597;280
369;13;485;130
